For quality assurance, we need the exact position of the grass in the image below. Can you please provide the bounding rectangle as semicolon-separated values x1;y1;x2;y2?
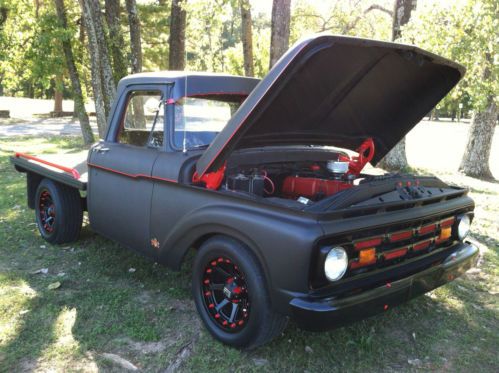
0;136;498;372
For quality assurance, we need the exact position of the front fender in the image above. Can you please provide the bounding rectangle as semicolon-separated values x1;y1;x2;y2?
153;197;322;314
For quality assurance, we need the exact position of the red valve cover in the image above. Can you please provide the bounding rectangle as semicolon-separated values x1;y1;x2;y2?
282;176;352;199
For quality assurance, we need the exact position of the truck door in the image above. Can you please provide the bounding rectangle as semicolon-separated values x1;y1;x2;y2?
87;86;167;255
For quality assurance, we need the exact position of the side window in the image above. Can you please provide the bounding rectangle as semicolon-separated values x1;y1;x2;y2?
117;90;164;148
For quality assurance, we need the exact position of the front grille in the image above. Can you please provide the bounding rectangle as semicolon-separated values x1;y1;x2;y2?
348;215;455;273
310;211;472;290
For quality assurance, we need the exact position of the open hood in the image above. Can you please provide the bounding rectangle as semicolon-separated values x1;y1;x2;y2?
196;35;464;177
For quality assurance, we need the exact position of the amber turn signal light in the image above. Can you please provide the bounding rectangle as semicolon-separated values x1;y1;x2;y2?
359;248;376;265
439;226;452;241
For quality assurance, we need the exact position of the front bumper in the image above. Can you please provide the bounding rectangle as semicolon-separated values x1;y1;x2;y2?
290;242;479;331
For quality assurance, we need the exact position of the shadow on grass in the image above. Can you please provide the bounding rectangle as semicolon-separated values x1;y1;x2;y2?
1;219;497;372
0;222;200;371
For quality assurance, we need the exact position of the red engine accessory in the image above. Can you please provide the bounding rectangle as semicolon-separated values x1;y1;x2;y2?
282;176;353;199
192;163;226;190
347;138;375;176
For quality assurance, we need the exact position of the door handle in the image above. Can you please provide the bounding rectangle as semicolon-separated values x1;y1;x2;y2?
92;145;110;153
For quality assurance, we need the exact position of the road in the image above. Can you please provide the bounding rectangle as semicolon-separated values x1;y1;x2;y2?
0;117;99;137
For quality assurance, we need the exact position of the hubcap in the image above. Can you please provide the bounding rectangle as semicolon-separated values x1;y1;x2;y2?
201;256;250;332
39;190;56;234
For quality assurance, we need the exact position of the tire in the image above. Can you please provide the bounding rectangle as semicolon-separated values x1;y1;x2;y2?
34;178;83;244
192;235;288;349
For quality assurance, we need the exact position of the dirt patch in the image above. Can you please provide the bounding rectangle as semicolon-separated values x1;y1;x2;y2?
114;337;172;355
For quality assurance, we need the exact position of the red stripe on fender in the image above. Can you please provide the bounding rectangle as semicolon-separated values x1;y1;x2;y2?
87;162;177;183
15;152;80;179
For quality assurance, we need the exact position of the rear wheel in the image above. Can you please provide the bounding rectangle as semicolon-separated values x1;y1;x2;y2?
35;179;83;244
192;236;287;349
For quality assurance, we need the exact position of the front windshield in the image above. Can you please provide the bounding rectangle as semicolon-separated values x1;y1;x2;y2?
173;96;244;149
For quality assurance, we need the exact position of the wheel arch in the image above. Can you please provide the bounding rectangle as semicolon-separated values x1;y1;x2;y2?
161;224;273;294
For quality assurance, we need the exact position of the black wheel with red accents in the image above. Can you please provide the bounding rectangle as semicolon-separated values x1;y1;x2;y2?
193;236;288;349
35;178;83;244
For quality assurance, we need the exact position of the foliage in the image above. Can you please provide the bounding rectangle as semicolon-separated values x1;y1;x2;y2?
402;0;498;114
0;0;88;100
0;0;496;121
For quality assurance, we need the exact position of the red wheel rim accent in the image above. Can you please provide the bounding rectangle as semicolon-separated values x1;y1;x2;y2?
201;256;250;332
39;190;56;234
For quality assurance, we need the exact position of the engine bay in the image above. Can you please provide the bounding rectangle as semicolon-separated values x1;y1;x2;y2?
190;138;463;211
214;139;375;205
222;158;357;204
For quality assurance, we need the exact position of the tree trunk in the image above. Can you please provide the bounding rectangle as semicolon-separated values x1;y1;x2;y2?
239;0;254;77
54;0;94;145
459;98;497;179
269;0;291;69
169;0;186;70
79;0;116;137
53;74;63;113
105;0;128;82
125;0;143;73
377;0;417;171
392;0;417;40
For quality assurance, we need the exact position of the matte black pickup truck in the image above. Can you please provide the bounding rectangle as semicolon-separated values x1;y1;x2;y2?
11;35;478;348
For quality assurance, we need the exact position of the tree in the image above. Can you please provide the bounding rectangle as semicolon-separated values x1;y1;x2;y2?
169;0;186;70
105;0;128;82
457;2;497;178
377;0;417;172
402;0;498;179
54;0;94;145
269;0;291;68
125;0;142;73
79;0;116;137
239;0;254;76
459;84;497;178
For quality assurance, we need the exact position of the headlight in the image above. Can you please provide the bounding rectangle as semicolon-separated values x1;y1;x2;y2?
324;247;348;281
457;214;471;240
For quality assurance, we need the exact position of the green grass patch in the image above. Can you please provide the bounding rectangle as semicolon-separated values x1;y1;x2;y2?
0;135;497;372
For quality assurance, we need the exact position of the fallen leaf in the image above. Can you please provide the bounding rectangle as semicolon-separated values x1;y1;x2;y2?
47;282;61;290
252;358;268;367
31;268;48;275
305;346;313;354
101;353;138;371
39;245;46;249
408;358;422;367
128;268;136;273
57;272;65;277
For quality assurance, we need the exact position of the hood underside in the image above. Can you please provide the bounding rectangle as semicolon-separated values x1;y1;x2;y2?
196;35;464;177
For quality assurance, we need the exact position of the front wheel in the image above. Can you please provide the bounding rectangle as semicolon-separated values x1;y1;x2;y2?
35;178;83;244
192;236;287;349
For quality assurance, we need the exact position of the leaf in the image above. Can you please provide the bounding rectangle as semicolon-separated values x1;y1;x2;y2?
47;281;61;290
408;358;422;367
31;268;48;275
